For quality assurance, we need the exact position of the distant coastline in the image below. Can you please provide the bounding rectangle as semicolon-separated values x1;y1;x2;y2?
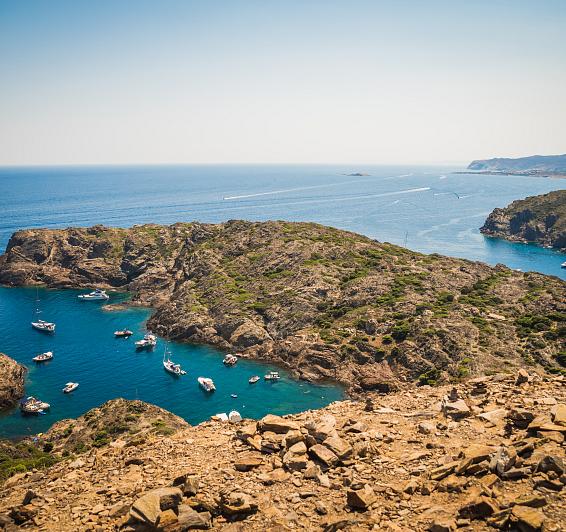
453;170;566;179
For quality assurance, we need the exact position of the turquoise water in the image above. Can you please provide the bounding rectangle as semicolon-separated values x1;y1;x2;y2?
0;165;564;277
0;287;343;438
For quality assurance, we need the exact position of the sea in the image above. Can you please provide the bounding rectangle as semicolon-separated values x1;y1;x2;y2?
0;164;564;438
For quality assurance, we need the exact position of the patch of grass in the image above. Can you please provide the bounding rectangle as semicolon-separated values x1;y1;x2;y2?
418;368;440;386
0;442;58;481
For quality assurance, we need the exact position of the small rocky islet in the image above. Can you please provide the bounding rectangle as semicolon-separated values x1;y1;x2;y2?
0;220;564;530
481;190;566;253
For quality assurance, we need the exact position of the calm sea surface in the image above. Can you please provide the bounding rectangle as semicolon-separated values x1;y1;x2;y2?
0;164;564;438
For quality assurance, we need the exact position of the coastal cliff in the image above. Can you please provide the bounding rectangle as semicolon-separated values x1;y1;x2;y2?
0;221;564;392
0;372;564;530
480;190;566;252
0;354;26;410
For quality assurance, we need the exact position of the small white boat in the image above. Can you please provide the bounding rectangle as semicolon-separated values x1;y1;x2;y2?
63;382;79;393
135;333;157;349
229;410;242;422
78;289;110;301
562;261;566;269
198;377;216;392
33;351;53;362
264;371;281;381
223;354;238;366
114;329;133;338
230;393;238;398
31;319;55;333
248;375;260;384
20;396;50;415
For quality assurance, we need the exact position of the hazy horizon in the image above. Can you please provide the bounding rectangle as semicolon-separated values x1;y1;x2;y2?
1;0;565;166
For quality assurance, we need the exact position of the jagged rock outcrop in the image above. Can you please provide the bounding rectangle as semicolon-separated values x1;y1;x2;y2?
0;372;564;530
0;221;565;392
0;353;26;410
481;190;566;252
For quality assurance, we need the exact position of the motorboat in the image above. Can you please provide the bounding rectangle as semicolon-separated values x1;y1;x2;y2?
248;375;260;384
229;410;242;423
114;329;133;338
198;377;216;392
63;382;79;393
31;319;56;333
264;371;281;381
223;354;238;366
20;396;50;415
135;333;157;349
562;261;566;269
78;289;110;301
163;345;186;376
33;351;53;362
230;394;238;398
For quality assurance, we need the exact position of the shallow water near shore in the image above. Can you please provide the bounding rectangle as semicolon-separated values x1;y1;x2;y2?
0;287;344;439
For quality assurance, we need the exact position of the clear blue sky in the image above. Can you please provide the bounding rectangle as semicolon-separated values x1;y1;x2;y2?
1;0;565;165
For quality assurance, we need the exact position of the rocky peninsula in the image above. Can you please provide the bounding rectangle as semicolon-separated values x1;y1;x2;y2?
0;221;564;394
0;354;26;410
0;370;564;530
464;154;566;178
481;190;566;252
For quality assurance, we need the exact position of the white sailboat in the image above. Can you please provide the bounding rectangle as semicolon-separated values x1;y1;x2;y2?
31;288;56;333
163;344;186;376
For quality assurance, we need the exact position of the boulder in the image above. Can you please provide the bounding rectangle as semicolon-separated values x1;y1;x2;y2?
175;505;212;530
536;454;564;475
508;408;535;429
551;403;566;426
489;447;517;476
309;444;339;467
218;490;258;516
478;408;507;426
258;414;299;434
346;485;376;510
458;496;498;520
511;505;544;531
304;415;338;442
442;399;470;419
515;368;529;385
130;487;183;526
234;454;263;472
322;436;352;460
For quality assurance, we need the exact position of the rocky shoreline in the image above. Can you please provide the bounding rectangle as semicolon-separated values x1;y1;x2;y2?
0;221;564;394
480;190;566;252
0;370;563;530
0;354;26;411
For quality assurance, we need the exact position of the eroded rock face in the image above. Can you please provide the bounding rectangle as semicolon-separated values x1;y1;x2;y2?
0;221;564;393
480;190;566;251
0;353;26;410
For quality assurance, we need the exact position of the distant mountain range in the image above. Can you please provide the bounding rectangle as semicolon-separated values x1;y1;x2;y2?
467;154;566;175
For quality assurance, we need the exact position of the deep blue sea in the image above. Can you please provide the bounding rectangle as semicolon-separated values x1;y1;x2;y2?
0;164;564;438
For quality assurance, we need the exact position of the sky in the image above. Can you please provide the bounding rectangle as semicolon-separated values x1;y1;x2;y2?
0;0;565;166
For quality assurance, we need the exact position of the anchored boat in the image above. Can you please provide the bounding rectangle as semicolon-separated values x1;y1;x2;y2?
223;354;238;366
33;351;53;362
264;371;281;381
114;329;133;338
248;375;260;384
78;289;110;301
31;289;55;333
63;382;79;393
20;396;50;415
135;333;157;349
163;345;186;376
198;377;216;392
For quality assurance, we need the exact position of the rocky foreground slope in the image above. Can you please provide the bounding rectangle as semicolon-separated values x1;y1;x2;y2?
480;191;566;252
0;354;26;410
0;221;565;392
0;371;564;531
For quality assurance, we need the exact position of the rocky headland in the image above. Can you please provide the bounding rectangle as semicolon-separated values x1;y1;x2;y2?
0;221;564;393
480;191;566;252
0;370;564;530
464;154;566;178
0;354;26;410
